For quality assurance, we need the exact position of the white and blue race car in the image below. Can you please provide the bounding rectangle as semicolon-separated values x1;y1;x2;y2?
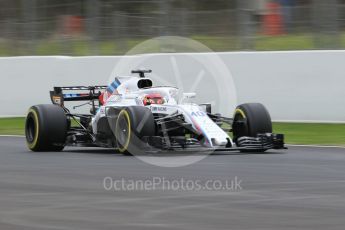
25;69;285;154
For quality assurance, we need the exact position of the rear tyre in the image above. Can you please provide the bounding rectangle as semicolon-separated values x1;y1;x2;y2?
232;103;272;152
115;106;155;155
25;104;68;151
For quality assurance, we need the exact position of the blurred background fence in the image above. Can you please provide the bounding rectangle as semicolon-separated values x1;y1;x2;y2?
1;0;345;56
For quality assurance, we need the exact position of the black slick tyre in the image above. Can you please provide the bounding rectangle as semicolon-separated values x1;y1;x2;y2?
232;103;272;151
115;106;155;155
25;104;68;151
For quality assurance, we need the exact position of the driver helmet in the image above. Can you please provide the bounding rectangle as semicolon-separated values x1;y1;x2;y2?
143;93;165;105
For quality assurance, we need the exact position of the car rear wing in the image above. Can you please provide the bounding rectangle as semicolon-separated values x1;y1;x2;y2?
50;86;107;106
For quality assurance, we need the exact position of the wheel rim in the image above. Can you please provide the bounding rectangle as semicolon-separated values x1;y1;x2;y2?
115;110;131;152
26;116;35;142
232;108;248;141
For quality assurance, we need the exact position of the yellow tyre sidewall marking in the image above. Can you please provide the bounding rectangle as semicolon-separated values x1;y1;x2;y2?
235;108;246;119
27;108;39;149
116;110;131;152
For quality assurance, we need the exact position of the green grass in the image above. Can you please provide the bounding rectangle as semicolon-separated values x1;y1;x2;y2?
3;33;345;56
273;122;345;146
0;117;25;135
255;34;315;51
0;117;344;146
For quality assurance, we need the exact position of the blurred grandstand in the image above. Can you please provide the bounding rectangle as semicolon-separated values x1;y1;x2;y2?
0;0;344;55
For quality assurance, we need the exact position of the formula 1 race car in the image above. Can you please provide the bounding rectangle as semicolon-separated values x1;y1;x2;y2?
25;69;285;154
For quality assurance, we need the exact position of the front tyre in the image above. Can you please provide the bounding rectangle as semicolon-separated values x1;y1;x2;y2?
115;106;155;155
25;104;68;151
232;103;272;151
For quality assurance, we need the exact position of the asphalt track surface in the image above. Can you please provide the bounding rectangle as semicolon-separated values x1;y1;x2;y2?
1;136;345;230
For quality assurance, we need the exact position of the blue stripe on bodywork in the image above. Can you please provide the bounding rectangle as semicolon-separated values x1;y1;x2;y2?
115;77;121;85
106;79;121;94
111;81;119;89
63;94;78;98
106;86;114;94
